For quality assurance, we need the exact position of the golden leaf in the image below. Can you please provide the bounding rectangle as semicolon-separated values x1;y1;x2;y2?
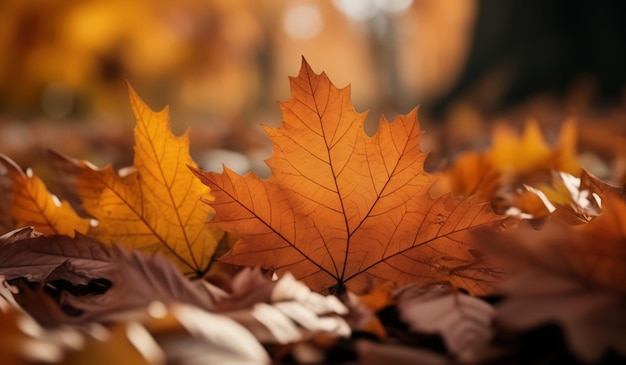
0;155;89;236
55;84;224;277
434;119;581;203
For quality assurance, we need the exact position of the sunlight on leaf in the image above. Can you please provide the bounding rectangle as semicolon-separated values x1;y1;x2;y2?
193;58;505;295
51;85;224;277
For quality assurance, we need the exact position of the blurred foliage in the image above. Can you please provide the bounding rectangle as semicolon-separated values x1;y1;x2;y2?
0;0;268;118
0;0;480;121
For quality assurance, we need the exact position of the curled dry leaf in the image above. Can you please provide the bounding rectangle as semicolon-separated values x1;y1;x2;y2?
214;267;276;312
396;283;495;363
0;227;114;284
344;281;396;338
1;228;350;356
222;269;351;346
579;169;626;203
48;84;224;278
0;298;271;365
0;229;222;325
148;303;271;365
513;170;604;223
193;58;505;295
0;155;90;236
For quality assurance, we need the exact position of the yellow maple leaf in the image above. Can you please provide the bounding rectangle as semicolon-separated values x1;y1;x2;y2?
54;84;224;277
487;119;579;177
0;155;89;236
433;118;580;204
193;59;504;295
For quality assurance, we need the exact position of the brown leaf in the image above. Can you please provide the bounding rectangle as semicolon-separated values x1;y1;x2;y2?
479;200;626;293
0;230;222;325
396;283;495;363
580;169;626;203
193;58;505;295
476;201;626;362
493;270;626;363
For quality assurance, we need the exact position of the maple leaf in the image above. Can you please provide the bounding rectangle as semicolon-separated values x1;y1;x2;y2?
51;84;224;277
193;59;504;295
0;155;90;236
488;119;579;177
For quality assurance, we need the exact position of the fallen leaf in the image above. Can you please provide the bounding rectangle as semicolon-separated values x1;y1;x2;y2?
494;270;626;363
147;304;271;365
579;169;626;203
0;155;90;236
227;271;351;346
433;119;580;207
0;230;223;325
480;200;626;293
342;282;396;339
396;283;495;363
50;84;224;277
488;119;579;178
476;201;626;362
193;58;504;295
0;227;114;284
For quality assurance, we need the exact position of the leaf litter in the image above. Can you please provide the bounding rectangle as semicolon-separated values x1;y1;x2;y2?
0;59;625;364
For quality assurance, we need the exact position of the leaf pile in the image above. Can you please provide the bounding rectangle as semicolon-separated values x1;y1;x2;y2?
1;58;625;364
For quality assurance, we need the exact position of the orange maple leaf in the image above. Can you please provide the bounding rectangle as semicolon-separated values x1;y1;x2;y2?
0;155;90;236
193;59;504;294
51;84;224;277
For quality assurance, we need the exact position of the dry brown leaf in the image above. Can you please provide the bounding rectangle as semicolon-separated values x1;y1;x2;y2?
477;200;626;362
0;229;223;326
480;198;626;293
51;84;224;277
580;169;626;203
0;155;90;236
193;59;504;295
396;283;495;363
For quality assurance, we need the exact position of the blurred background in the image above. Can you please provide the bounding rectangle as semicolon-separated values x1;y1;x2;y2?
1;0;626;180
